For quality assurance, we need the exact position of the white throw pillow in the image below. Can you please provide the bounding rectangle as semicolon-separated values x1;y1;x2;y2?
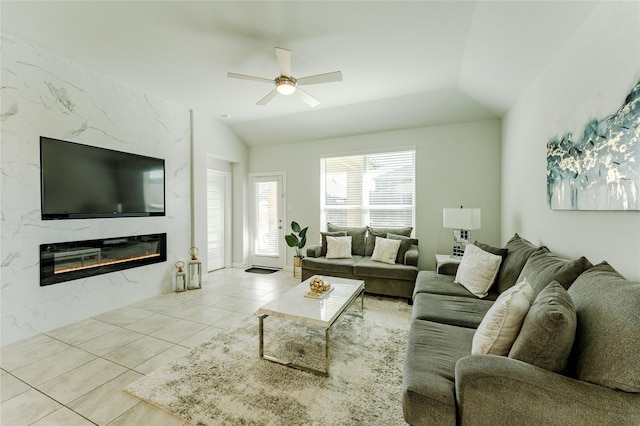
454;243;503;298
472;279;534;356
370;237;401;265
326;236;352;259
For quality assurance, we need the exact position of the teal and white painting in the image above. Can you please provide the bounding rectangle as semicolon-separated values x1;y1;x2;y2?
547;81;640;210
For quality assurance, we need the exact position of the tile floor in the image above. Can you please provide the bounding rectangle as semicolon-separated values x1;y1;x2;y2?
1;268;300;425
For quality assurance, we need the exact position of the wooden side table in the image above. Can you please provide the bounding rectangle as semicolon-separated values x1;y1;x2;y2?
435;254;461;275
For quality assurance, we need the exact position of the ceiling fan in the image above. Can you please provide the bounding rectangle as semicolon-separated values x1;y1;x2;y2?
227;47;342;107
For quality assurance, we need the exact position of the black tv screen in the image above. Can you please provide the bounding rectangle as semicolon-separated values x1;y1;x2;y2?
40;137;165;219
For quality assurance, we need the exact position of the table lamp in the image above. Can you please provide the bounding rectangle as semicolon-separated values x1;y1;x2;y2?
443;207;481;258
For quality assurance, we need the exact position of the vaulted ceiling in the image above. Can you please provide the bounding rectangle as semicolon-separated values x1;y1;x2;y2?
1;1;599;146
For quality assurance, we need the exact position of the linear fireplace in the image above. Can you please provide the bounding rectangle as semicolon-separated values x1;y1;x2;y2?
40;233;167;286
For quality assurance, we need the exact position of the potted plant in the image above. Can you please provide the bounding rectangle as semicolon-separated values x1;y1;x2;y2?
285;221;308;268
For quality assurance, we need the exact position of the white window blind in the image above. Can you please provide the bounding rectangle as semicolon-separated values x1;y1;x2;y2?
320;150;415;229
253;179;279;256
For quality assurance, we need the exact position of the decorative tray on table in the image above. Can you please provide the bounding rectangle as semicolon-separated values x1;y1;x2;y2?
305;277;333;299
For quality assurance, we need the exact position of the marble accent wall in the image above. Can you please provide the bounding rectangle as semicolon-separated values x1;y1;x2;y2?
0;35;191;346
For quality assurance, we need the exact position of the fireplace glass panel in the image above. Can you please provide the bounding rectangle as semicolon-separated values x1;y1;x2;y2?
40;233;167;286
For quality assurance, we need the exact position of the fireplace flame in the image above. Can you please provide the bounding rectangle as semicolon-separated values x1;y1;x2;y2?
55;253;161;274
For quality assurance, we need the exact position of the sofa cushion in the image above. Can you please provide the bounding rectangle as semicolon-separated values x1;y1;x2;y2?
509;281;576;373
327;223;366;256
370;236;401;265
325;236;352;259
473;240;508;262
568;262;640;392
365;226;413;256
387;233;418;264
402;319;475;426
354;257;418;282
320;231;346;256
412;293;493;328
413;271;498;301
472;279;534;356
301;255;363;275
515;247;592;297
454;244;503;298
496;234;538;294
364;227;387;256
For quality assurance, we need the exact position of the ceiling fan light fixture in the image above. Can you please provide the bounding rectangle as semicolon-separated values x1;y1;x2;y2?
228;48;341;106
275;76;297;95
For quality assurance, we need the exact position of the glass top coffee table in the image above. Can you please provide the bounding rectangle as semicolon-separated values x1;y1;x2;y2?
258;275;365;376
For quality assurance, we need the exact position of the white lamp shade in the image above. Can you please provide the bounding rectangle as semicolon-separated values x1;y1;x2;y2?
276;81;296;95
443;208;481;230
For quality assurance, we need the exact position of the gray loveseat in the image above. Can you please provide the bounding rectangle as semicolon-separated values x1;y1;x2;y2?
403;234;640;425
301;224;419;302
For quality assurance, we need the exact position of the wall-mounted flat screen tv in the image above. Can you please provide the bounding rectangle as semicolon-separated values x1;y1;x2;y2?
40;137;165;219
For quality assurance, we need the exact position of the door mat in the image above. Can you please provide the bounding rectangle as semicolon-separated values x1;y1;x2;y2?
245;267;280;274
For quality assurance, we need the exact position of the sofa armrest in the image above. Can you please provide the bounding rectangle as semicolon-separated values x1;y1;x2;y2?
404;245;419;266
455;355;640;426
306;245;321;258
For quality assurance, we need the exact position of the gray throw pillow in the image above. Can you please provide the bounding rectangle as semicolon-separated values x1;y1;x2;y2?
327;223;367;256
365;226;413;256
509;281;576;373
568;262;640;392
321;231;347;256
473;241;508;261
515;247;592;297
387;233;418;264
495;234;539;294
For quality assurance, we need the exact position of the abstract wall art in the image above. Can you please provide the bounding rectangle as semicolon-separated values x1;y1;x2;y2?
547;81;640;210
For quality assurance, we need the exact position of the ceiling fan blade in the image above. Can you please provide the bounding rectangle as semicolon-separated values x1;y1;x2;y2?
275;47;292;77
257;89;279;106
297;71;343;86
227;72;273;84
295;87;320;107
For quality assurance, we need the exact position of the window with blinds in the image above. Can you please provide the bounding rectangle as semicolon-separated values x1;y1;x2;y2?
320;150;416;229
253;179;280;256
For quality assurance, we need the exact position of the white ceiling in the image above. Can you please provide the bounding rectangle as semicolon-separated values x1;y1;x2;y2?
1;1;599;147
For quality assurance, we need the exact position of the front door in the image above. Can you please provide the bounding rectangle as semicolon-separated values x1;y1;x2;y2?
250;173;285;269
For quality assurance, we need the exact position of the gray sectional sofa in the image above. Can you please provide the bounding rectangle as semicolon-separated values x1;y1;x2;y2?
403;234;640;425
301;224;419;301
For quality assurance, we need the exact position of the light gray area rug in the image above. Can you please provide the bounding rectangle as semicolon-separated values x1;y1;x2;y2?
125;296;411;425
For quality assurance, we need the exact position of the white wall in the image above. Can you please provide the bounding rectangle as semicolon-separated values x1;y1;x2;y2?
249;119;502;271
0;36;192;345
191;111;249;271
502;2;640;280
